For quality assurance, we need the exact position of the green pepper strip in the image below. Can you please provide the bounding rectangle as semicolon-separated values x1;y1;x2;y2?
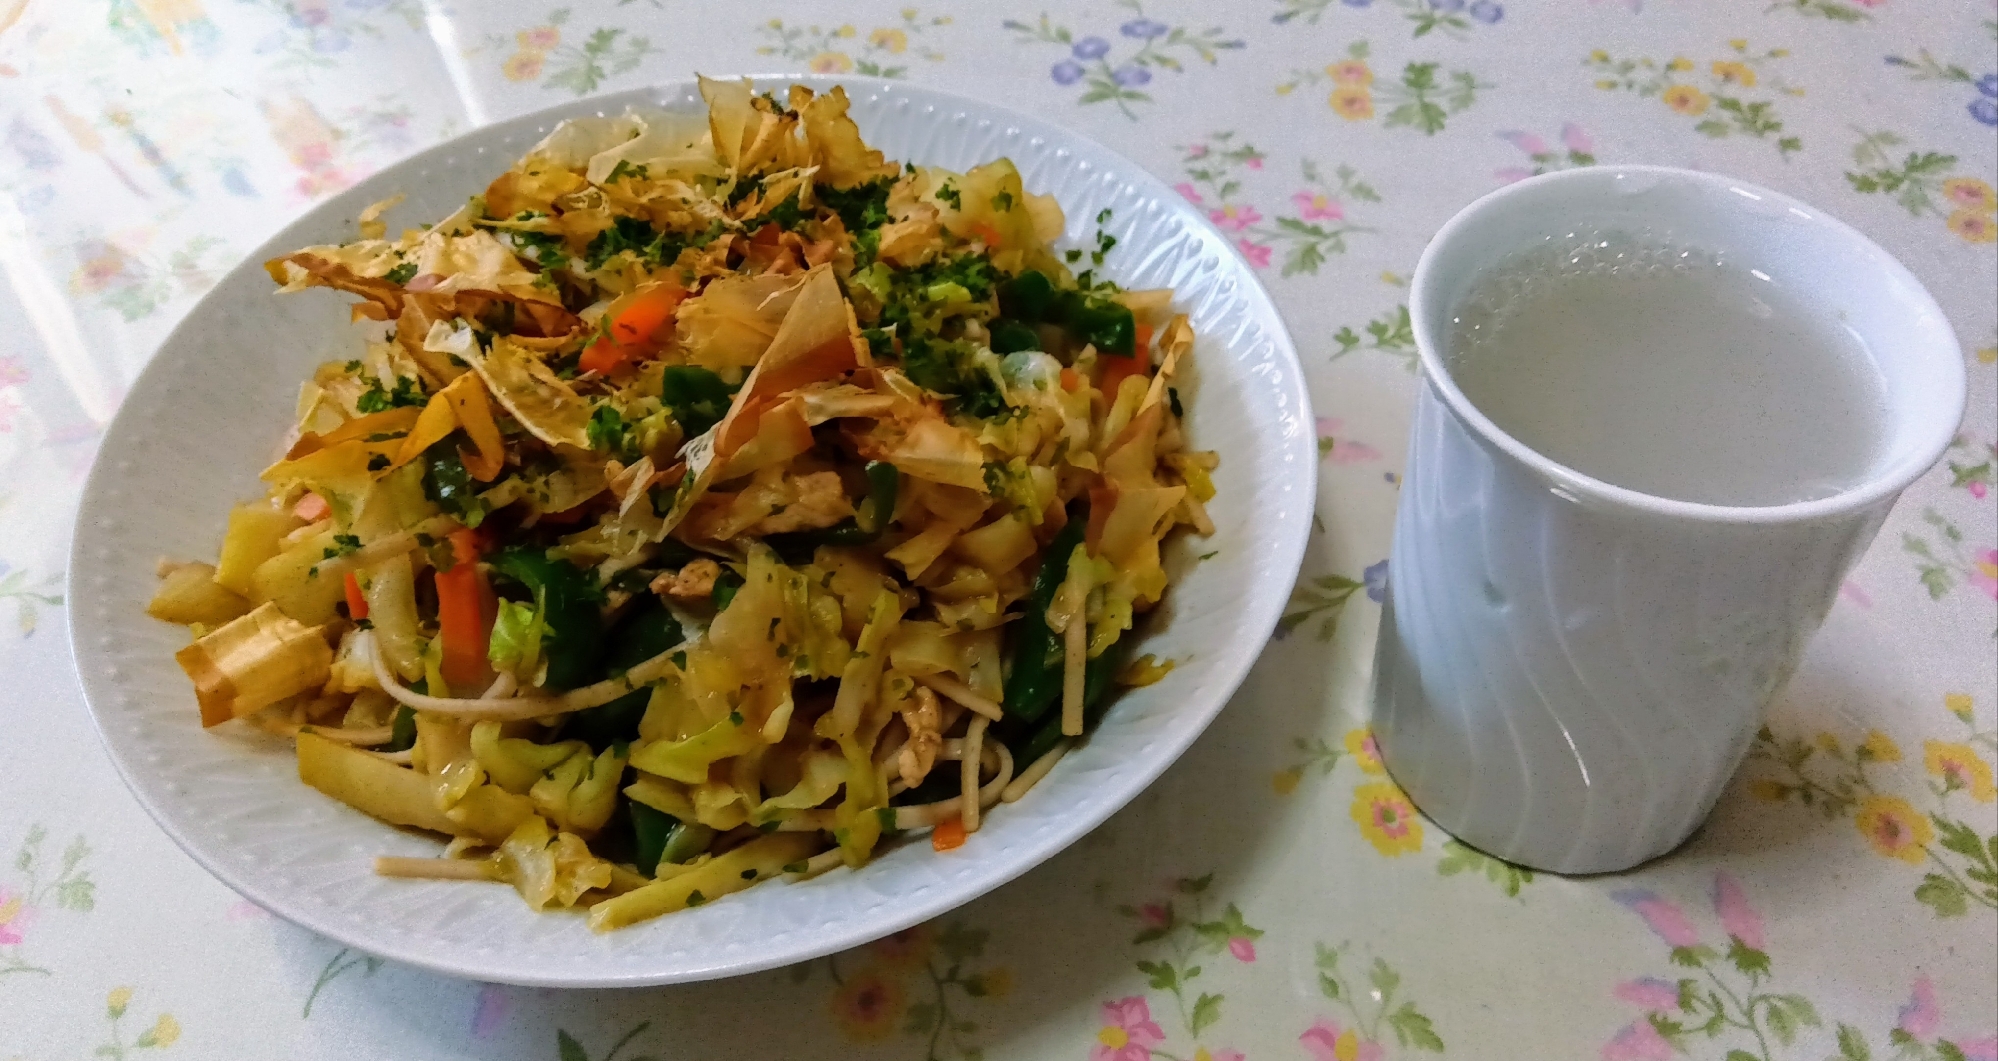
561;597;683;750
627;803;718;878
488;545;605;691
629;801;675;877
1051;290;1136;357
997;269;1055;322
660;820;716;865
1012;635;1130;766
999;514;1086;723
381;704;417;752
988;318;1041;354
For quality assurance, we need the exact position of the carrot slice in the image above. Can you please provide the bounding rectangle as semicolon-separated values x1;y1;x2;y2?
1096;351;1147;398
932;818;967;852
609;283;685;348
581;282;686;374
434;529;491;688
1096;321;1152;396
293;493;331;522
579;337;625;376
343;571;370;621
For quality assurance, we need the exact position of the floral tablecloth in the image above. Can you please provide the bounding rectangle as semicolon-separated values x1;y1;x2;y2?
2;1;1994;1058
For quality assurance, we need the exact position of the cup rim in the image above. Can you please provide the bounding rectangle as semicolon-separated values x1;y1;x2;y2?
1409;164;1967;525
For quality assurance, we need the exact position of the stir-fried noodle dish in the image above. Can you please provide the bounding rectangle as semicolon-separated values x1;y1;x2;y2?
152;78;1215;932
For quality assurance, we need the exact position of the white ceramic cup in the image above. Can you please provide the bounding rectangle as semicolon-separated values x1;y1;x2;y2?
1370;166;1966;875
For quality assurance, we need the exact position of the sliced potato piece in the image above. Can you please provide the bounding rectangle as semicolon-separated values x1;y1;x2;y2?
250;527;347;626
215;503;302;595
148;562;252;626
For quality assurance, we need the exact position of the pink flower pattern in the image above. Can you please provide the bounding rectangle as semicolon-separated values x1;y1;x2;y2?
1174;181;1204;204
1093;997;1166;1061
1613;978;1680;1013
1236;239;1271;268
1300;1018;1384;1061
1317;417;1383;464
1209;204;1262;231
1612;890;1700;948
1291;191;1344;220
1601;1019;1673;1061
1898;976;1941;1039
471;984;512;1038
0;887;25;946
1228;937;1256;962
1711;872;1764;949
1972;548;1997;599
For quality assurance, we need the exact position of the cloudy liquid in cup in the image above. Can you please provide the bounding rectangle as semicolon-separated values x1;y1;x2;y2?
1446;228;1891;507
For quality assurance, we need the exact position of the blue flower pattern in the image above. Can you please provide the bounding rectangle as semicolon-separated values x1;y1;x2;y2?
1008;2;1244;118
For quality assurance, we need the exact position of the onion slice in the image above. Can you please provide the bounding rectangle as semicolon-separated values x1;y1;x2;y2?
362;629;690;720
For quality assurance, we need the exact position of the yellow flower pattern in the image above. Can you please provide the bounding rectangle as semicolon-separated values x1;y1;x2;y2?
821;920;1003;1055
1942;177;1997;214
1588;41;1800;156
1856;794;1932;864
1750;694;1996;917
830;967;905;1041
809;51;855;74
1281;43;1483;133
1749;778;1791;802
1861;730;1902;763
501;50;545;82
1663;84;1711;115
1847;130;1997;243
1326;59;1373;86
1352;781;1424;856
1924;741;1995;802
1946;210;1996;243
96;986;179;1053
146;1014;182;1047
1344;727;1384;774
1330;85;1375;121
758;11;949;78
865;924;934;972
1711;59;1756;86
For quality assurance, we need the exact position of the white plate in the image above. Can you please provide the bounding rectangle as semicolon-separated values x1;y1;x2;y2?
67;76;1314;988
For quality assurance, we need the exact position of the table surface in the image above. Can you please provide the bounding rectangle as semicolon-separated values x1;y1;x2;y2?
2;1;1994;1058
